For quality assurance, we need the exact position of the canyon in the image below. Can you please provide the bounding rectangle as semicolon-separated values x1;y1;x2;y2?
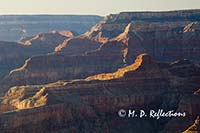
0;10;200;132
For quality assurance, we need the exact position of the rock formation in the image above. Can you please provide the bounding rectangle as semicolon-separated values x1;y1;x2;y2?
19;30;75;48
85;53;157;80
0;54;169;132
0;10;200;132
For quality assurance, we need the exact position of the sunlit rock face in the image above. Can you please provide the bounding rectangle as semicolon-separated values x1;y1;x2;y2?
1;52;200;132
85;53;157;81
183;116;200;133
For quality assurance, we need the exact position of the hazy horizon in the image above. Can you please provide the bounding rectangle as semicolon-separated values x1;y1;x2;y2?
1;9;200;17
0;0;200;16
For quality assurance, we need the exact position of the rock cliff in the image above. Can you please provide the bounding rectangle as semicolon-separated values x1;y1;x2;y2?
1;53;200;132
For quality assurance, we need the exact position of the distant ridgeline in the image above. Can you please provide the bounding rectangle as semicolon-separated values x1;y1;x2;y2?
0;15;102;42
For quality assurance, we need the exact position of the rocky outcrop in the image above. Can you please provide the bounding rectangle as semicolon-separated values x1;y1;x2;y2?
19;30;75;45
3;86;48;109
183;116;200;133
86;53;157;80
19;30;76;51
